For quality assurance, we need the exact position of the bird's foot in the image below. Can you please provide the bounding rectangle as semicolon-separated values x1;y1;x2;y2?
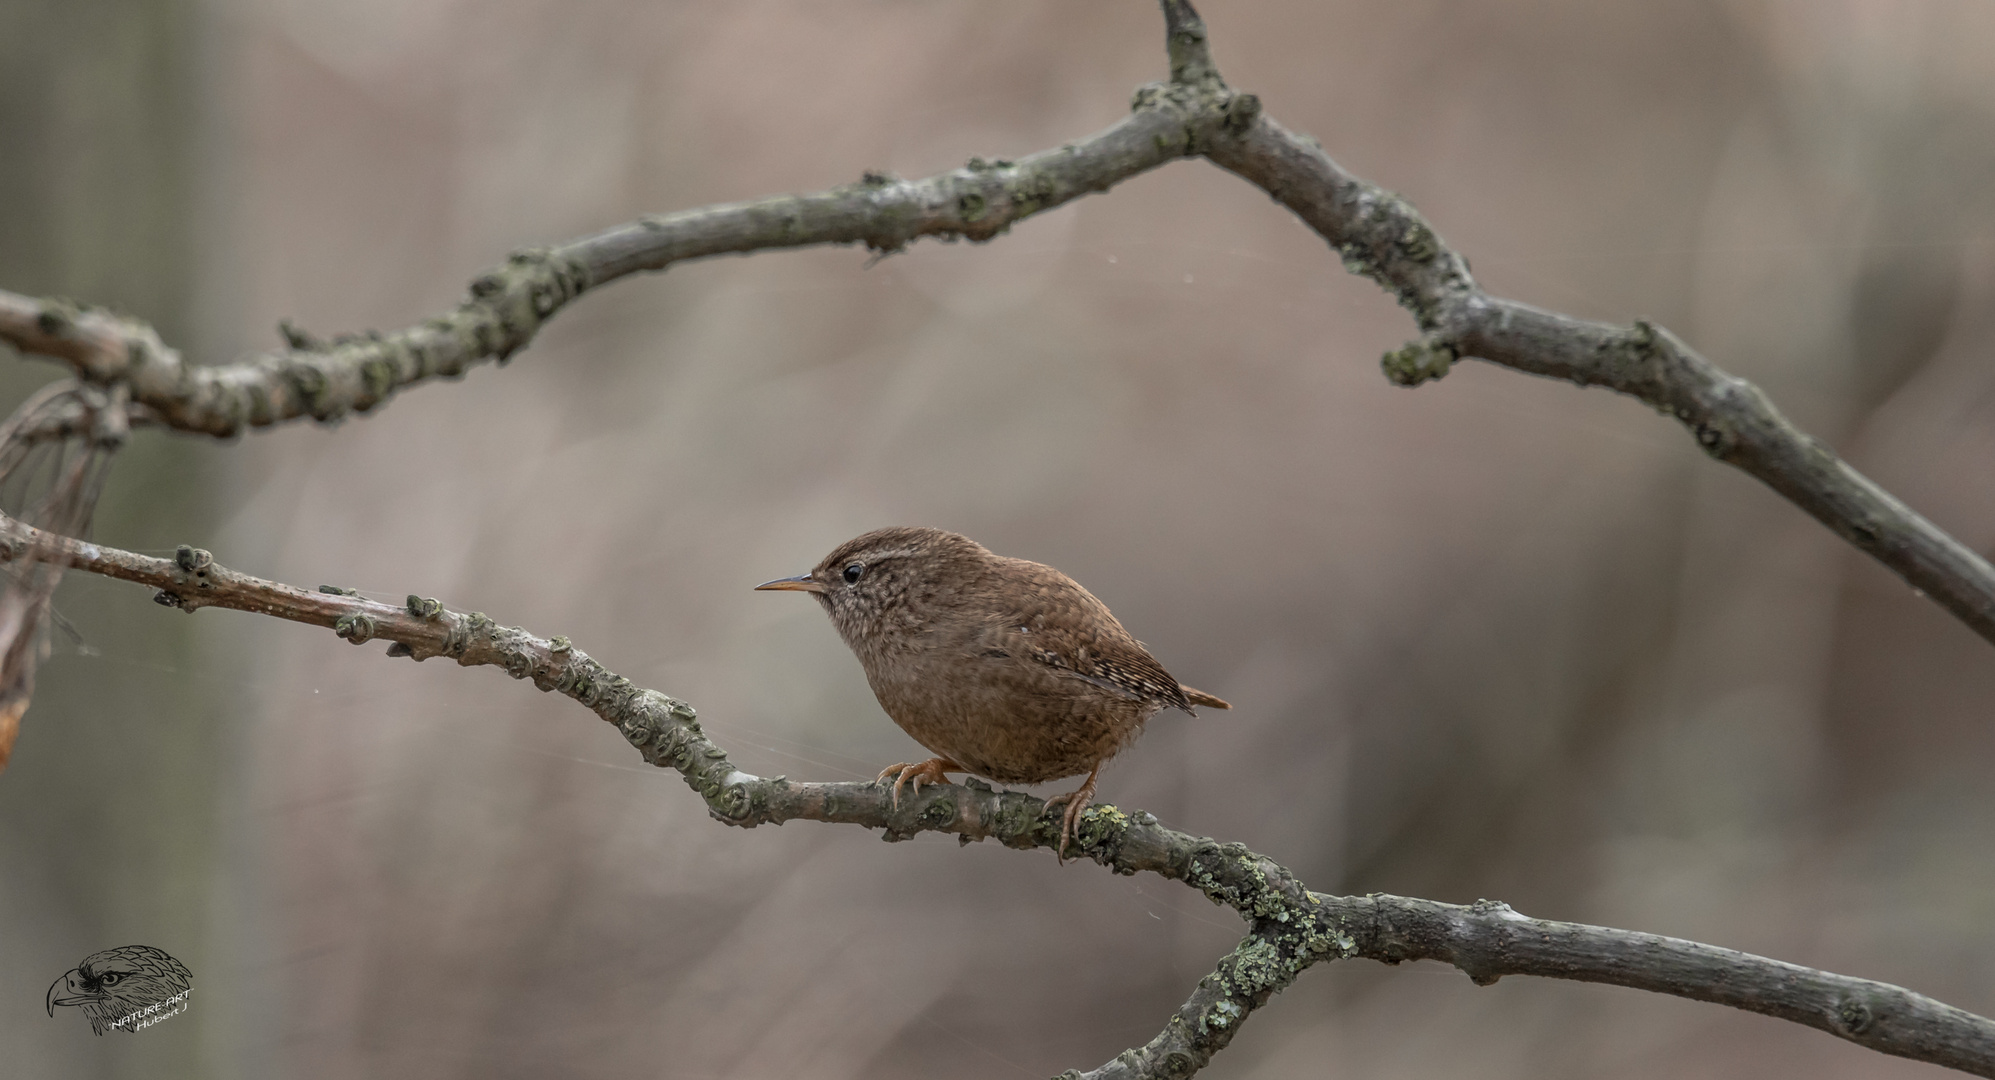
875;757;962;809
1041;765;1102;863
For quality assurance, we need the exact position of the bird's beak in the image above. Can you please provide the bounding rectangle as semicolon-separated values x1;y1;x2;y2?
47;969;88;1014
754;575;826;594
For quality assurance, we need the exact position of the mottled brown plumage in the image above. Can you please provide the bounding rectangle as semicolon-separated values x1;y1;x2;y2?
756;526;1229;858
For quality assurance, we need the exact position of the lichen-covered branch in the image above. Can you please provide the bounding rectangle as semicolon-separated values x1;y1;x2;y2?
5;4;1987;651
0;91;1210;436
0;254;588;436
0;294;160;442
5;1;1995;1074
4;512;1990;1079
1062;924;1302;1080
1175;8;1995;642
1319;895;1995;1078
1198;114;1995;641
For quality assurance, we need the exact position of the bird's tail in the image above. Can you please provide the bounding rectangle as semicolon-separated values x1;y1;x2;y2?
1179;685;1230;711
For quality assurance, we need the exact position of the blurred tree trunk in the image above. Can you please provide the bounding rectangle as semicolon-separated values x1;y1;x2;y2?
0;1;226;1077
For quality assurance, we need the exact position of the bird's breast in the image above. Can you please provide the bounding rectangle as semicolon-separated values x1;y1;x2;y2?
861;636;1157;784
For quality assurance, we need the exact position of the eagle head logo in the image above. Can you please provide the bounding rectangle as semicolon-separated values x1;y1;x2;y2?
47;945;193;1035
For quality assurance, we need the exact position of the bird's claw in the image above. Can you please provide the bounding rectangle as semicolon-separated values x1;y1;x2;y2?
1042;792;1088;863
875;757;960;809
1042;765;1102;863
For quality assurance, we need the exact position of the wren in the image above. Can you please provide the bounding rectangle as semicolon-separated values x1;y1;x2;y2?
756;526;1228;858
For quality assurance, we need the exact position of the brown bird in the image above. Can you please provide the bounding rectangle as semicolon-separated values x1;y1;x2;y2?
756;526;1228;858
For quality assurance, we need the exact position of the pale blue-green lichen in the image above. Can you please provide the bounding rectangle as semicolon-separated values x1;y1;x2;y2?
1202;999;1243;1033
1228;938;1287;996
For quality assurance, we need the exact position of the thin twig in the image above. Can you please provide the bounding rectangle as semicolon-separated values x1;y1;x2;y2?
0;380;126;771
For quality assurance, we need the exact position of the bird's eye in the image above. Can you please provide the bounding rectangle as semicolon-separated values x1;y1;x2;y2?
99;973;122;986
842;563;864;585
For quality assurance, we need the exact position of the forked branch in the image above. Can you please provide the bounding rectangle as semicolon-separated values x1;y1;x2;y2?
2;2;1991;1077
1;6;1986;646
2;513;1990;1079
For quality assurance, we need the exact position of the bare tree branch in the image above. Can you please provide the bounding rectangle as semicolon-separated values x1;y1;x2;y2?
0;263;588;435
3;4;1987;650
5;0;1994;1073
1196;99;1995;645
1324;895;1995;1078
0;97;1202;436
2;513;1989;1079
1153;0;1995;646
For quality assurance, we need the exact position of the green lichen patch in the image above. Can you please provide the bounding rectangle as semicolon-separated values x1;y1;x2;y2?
1220;92;1261;134
1075;803;1131;853
1227;938;1288;997
989;794;1039;848
918;793;958;828
1396;219;1440;263
1381;339;1456;387
1201;998;1243;1034
1182;840;1277;913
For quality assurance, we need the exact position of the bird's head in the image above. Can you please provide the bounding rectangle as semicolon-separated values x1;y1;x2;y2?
47;945;192;1034
756;526;990;650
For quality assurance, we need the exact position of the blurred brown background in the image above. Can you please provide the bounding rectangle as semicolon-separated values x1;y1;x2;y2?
4;0;1995;1077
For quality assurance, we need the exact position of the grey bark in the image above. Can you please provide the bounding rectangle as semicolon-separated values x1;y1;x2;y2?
3;2;1992;1077
5;515;1991;1080
2;2;1990;654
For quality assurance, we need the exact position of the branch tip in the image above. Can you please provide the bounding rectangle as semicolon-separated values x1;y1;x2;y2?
1381;338;1456;386
1159;0;1222;88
